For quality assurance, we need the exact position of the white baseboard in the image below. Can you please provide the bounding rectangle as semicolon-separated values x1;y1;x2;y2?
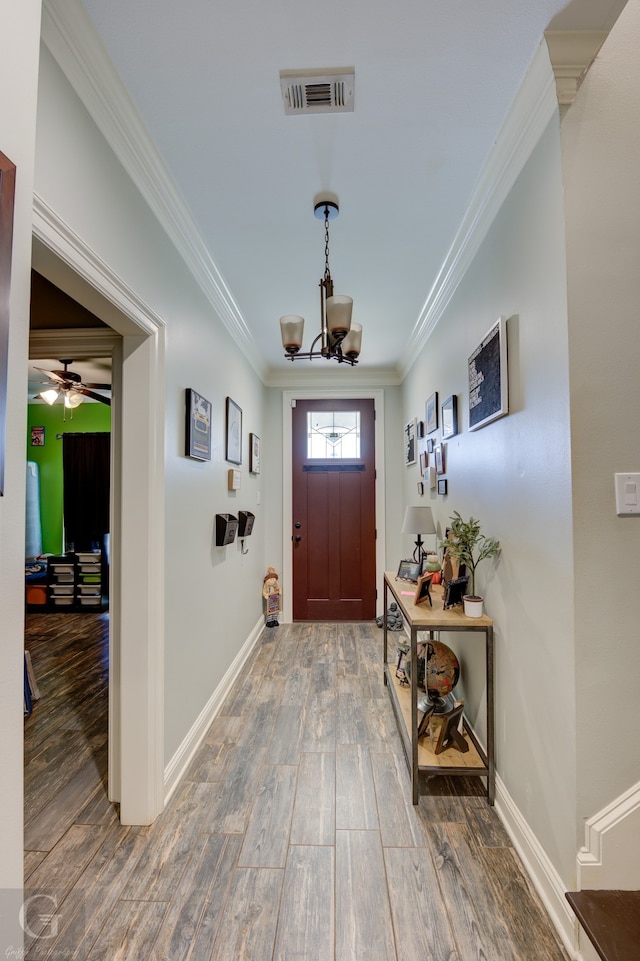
163;615;264;804
495;774;580;959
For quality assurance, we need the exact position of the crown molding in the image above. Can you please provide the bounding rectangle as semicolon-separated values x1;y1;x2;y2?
41;0;266;381
401;40;558;378
545;30;608;106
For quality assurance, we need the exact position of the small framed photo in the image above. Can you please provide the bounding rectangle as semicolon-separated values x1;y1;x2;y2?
185;389;212;461
426;438;435;454
419;451;428;474
404;418;417;465
426;392;439;434
226;396;243;465
249;433;260;474
437;478;448;495
414;572;434;607
441;395;458;439
434;444;445;475
30;426;45;447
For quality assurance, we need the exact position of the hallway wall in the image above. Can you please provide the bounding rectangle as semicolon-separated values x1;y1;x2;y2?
401;112;577;885
34;43;268;770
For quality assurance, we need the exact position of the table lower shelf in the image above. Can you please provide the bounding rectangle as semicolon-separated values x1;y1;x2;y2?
385;664;489;790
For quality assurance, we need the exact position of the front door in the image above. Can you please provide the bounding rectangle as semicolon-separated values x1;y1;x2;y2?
292;398;376;620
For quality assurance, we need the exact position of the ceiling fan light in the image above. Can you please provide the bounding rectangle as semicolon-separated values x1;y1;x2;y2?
64;391;84;409
280;315;304;353
342;322;362;359
40;388;59;405
326;295;352;340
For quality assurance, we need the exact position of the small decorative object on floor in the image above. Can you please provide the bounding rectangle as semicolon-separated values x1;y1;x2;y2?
376;601;404;631
262;567;282;627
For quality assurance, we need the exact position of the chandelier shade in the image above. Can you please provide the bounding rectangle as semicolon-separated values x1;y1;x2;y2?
279;198;362;365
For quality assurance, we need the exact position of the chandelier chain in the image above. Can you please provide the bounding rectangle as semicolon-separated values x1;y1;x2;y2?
324;209;331;283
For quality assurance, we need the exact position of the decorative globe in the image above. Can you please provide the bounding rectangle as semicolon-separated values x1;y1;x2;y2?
425;640;460;699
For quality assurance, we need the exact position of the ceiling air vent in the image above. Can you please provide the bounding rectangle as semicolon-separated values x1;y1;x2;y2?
280;68;355;115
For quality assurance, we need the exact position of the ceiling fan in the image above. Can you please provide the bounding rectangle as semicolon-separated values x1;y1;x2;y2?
35;359;111;407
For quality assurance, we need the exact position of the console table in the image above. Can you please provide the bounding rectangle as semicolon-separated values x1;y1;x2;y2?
383;571;495;805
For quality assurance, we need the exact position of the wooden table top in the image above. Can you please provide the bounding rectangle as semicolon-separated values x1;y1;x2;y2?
384;571;493;630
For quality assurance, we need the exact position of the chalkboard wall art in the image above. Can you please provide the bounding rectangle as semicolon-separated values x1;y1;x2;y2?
468;317;508;431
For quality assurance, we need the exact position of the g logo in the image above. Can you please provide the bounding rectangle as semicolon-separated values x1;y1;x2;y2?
19;894;59;940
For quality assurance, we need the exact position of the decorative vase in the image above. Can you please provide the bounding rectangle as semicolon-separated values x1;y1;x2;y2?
463;595;483;618
425;553;441;573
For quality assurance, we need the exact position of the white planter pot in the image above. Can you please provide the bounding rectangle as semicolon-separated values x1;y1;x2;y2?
463;595;483;618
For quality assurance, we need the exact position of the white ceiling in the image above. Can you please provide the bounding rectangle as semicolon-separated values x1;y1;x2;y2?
45;0;625;383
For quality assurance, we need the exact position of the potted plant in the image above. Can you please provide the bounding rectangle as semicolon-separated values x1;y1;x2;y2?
446;511;501;617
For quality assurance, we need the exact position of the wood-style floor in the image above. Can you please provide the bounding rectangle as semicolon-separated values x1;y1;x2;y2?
24;614;570;961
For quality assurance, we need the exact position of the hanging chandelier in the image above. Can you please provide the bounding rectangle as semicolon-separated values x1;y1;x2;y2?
280;199;362;365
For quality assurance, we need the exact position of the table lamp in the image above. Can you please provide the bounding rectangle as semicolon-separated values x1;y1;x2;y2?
401;506;436;566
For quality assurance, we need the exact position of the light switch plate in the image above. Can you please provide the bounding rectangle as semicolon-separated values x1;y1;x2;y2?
615;473;640;516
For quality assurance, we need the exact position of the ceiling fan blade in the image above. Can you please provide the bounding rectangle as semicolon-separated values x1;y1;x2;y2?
77;387;111;406
83;382;112;390
34;366;68;385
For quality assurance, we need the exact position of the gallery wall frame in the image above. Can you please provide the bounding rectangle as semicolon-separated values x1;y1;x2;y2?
434;444;445;475
249;432;260;474
0;150;16;496
404;418;417;466
426;392;438;434
226;396;243;465
185;388;212;460
468;316;509;431
441;394;458;439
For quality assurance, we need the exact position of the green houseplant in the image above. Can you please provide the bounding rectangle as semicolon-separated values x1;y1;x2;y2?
447;512;501;616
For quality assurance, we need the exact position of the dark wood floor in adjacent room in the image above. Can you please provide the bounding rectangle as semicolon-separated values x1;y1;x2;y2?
23;615;570;961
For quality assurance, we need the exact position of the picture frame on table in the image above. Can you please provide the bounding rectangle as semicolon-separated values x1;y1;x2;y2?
414;572;434;607
185;388;212;461
441;395;458;439
426;392;439;434
226;396;243;465
249;433;260;474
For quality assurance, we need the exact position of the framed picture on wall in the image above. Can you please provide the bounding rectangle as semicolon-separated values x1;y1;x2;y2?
249;433;260;474
441;395;458;439
434;444;445;475
184;389;212;461
0;150;17;495
426;392;438;434
226;396;243;465
404;418;417;465
468;316;509;431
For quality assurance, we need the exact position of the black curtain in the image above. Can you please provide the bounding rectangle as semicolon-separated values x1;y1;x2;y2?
62;432;110;552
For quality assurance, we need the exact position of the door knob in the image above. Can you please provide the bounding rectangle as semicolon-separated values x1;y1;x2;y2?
294;535;302;542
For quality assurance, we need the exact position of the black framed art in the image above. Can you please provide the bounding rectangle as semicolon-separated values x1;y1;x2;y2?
185;389;212;461
468;316;508;431
249;432;260;474
437;478;448;495
425;392;438;434
441;395;458;438
226;396;242;465
434;444;445;475
404;418;417;465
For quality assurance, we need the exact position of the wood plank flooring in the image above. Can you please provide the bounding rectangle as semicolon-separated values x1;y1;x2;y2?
23;616;570;961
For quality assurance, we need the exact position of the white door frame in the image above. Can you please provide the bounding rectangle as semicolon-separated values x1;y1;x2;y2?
32;205;166;825
281;388;386;623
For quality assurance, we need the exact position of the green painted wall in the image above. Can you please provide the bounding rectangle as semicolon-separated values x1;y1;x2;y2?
26;402;111;554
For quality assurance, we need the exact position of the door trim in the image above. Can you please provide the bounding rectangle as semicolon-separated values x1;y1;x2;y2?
282;388;386;623
32;202;166;825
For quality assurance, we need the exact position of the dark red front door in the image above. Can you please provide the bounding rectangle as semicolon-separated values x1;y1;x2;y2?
292;398;376;620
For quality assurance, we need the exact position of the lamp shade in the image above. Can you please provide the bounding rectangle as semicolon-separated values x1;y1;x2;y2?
341;322;362;359
401;506;436;536
64;391;84;409
40;388;59;405
326;295;353;339
280;315;304;353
